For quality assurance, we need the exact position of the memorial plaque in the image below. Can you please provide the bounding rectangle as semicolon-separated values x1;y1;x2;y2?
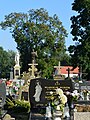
29;78;73;109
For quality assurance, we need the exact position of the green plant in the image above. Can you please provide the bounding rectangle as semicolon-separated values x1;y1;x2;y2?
6;98;15;109
14;99;30;113
5;98;30;113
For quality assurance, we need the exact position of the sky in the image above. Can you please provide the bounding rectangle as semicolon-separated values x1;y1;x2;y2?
0;0;75;52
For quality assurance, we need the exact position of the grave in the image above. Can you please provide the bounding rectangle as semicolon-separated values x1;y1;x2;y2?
29;78;73;109
72;81;90;120
29;78;73;119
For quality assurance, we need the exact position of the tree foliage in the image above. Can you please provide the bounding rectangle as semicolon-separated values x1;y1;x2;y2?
0;8;68;78
0;47;15;78
68;0;90;80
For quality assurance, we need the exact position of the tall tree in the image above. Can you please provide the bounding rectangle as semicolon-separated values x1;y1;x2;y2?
0;8;68;78
0;47;15;78
68;0;90;80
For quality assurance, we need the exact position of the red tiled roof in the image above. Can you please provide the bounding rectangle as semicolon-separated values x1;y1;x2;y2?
60;66;79;74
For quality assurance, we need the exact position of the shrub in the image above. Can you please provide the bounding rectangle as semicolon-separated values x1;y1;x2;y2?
5;97;30;113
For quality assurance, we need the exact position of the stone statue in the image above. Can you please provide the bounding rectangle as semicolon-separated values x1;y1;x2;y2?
33;81;42;102
15;51;20;65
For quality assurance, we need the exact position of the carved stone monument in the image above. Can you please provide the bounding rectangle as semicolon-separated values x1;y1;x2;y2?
29;78;73;119
29;78;73;109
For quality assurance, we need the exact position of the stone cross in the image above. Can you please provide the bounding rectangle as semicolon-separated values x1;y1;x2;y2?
28;60;38;78
54;61;62;75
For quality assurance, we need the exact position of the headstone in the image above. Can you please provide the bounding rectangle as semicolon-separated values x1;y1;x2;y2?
0;82;6;106
29;78;73;110
80;81;90;90
0;82;7;120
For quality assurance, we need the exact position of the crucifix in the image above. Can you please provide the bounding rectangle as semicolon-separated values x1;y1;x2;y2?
31;49;37;63
28;49;38;78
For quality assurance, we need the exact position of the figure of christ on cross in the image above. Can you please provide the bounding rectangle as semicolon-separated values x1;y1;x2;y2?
28;49;38;78
31;49;37;63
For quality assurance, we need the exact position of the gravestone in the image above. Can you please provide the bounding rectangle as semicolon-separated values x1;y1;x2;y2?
29;78;73;110
79;81;90;90
73;81;90;91
0;82;7;120
0;82;6;106
73;81;90;105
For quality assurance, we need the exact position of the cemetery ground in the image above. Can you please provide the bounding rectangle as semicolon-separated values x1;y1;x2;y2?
7;112;29;120
3;97;30;120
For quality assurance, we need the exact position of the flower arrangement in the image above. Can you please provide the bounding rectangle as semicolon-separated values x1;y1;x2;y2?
13;86;19;94
66;90;79;101
82;89;90;100
50;88;67;112
0;97;3;115
71;90;80;101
